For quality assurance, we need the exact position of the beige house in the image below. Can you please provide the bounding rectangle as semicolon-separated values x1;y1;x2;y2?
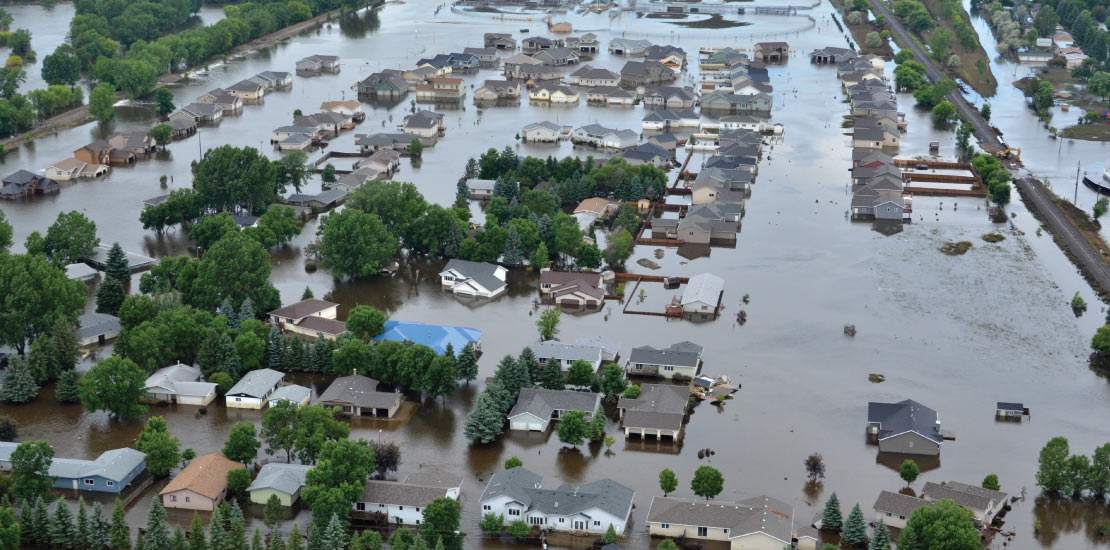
269;299;348;340
160;454;244;511
647;495;796;549
617;384;688;440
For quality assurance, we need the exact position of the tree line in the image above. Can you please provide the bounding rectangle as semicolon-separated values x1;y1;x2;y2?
1036;436;1110;498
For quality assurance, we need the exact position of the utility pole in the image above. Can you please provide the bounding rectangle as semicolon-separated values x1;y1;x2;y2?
1075;160;1081;204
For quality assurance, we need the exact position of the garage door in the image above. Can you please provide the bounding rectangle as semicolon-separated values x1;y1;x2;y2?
527;422;543;431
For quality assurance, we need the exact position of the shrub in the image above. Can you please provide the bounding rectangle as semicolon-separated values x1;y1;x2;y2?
304;260;317;272
847;10;864;24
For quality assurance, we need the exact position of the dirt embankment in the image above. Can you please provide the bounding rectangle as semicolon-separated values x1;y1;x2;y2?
1;3;368;153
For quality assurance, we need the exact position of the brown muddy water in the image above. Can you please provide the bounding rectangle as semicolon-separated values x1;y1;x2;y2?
0;2;1109;549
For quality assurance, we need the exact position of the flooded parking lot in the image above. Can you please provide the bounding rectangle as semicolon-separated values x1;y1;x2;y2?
1;1;1110;548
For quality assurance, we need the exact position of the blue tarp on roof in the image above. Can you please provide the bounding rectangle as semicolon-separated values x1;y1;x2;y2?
373;321;482;355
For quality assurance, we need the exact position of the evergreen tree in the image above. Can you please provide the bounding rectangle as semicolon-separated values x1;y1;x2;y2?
228;500;244;526
187;513;206;550
218;298;238;328
208;506;227;550
50;497;77;547
238;298;255;325
143;498;171;550
869;518;891;550
95;279;125;315
321;515;345;550
32;496;49;546
18;500;32;545
503;226;523;265
517;348;541;385
76;497;89;550
268;532;286;550
601;524;617;545
456;344;479;385
358;531;382;550
284;336;305;372
55;369;81;403
306;522;321;550
89;501;110;550
541;361;564;390
822;492;843;532
841;503;867;546
251;528;264;550
454;179;469;209
286;524;303;550
227;513;247;550
105;243;130;282
301;286;314;300
265;327;284;370
586;410;606;442
171;528;187;550
443;223;462;258
1;357;39;403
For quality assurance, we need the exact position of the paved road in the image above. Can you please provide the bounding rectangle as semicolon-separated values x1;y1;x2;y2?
868;0;1110;295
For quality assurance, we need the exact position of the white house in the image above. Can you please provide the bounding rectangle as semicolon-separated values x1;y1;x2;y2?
144;363;218;406
46;158;108;181
522;121;562;143
225;368;285;409
508;388;601;431
480;468;634;535
647;495;795;548
681;273;724;315
354;469;462;526
439;259;508;298
872;491;929;529
267;385;312;407
531;340;603;372
627;341;703;379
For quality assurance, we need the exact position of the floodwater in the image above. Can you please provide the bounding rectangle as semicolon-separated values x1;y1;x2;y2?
0;2;1108;549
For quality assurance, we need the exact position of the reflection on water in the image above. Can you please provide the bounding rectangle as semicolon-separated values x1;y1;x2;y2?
1033;496;1110;547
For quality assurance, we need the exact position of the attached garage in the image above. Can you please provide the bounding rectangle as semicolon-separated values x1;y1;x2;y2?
509;412;548;432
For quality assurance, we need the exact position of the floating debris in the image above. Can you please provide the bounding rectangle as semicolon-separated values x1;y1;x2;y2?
742;293;750;304
869;373;886;383
737;310;747;325
844;324;856;337
654;249;665;259
940;241;973;256
982;233;1005;243
637;258;661;270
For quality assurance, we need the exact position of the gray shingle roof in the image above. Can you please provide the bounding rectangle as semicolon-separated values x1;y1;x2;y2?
480;467;543;504
269;384;311;404
532;341;603;364
0;443;146;483
481;467;633;519
509;388;600;420
646;495;793;543
248;463;312;495
628;341;702;368
681;273;724;307
441;259;505;294
867;399;942;443
872;490;929;518
226;368;284;398
922;482;1004;511
318;375;399;409
617;384;687;430
77;312;120;341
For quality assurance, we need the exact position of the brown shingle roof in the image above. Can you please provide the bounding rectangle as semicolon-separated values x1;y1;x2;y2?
159;454;243;499
269;299;338;321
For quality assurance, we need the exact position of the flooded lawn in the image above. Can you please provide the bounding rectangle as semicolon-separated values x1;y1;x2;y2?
0;2;1109;549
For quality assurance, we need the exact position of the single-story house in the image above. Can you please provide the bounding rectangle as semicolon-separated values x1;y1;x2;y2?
195;89;244;113
107;131;156;157
170;103;223;124
249;70;293;90
73;141;112;166
356;72;409;97
872;490;929;529
77;312;121;346
609;38;653;56
317;374;403;418
463;47;499;66
0;169;59;199
620;60;675;87
248;463;313;506
269;299;346;340
45;158;108;181
997;402;1024;418
538;269;605;308
522;121;562;143
66;262;98;282
921;481;1008;526
466;178;496;200
0;443;146;494
568;65;620;87
681;273;724;315
321;100;365;125
853;126;900;149
528;84;579;104
647;495;795;548
285;189;349;211
144;363;218;406
225;368;286;409
373;321;482;355
355;469;462;526
643;86;696;109
509;388;601;431
484;32;516;50
267;384;312;407
474;80;521;103
522;36;562;52
161;453;244;511
753;41;789;62
402;110;446;138
439;259;508;298
169;119;198;140
532;340;604;372
585;86;635;105
617;384;688;439
627;341;703;379
297;54;340;72
811;46;857;64
480;468;634;535
867;399;943;455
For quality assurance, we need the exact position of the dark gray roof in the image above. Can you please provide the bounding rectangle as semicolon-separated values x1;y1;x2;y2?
872;490;929;518
441;259;505;293
645;86;695;101
361;480;453;507
508;388;600;420
77;312;120;341
269;299;338;320
617;384;687;430
646;495;793;543
867;399;942;443
296;316;349;336
628;341;702;368
318;374;399;409
997;402;1023;411
523;121;562;133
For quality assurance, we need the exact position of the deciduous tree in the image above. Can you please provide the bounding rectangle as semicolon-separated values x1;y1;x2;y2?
691;466;724;500
136;417;181;477
11;441;53;501
79;356;147;418
223;422;261;464
89;83;115;123
897;499;978;550
0;254;85;353
900;459;920;484
318;209;398;280
347;306;387;339
659;469;677;496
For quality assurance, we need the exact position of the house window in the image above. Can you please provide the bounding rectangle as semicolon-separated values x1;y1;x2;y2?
593;521;600;526
185;497;190;503
698;527;708;537
379;504;385;508
483;505;491;511
664;366;674;371
508;509;521;516
106;481;115;488
398;506;403;511
84;479;95;486
416;508;421;512
235;398;242;402
170;495;177;502
559;518;564;523
899;515;905;520
723;529;728;534
661;523;669;529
